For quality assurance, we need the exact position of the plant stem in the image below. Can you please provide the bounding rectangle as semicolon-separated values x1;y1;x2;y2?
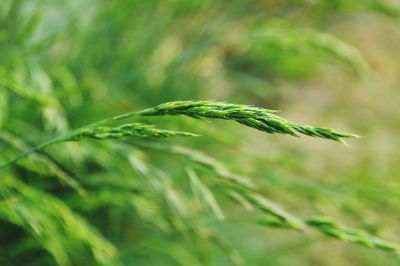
0;111;144;169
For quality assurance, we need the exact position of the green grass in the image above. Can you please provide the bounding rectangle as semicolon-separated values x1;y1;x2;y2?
1;1;400;265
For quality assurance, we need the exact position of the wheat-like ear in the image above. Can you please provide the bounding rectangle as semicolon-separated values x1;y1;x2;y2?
0;122;198;169
0;100;357;169
137;101;359;142
306;217;400;253
69;123;199;141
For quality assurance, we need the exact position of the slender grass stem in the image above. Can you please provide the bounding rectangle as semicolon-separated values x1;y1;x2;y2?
0;101;358;170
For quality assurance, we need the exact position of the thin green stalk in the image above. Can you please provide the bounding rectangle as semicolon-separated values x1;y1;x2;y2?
2;113;132;169
1;100;358;169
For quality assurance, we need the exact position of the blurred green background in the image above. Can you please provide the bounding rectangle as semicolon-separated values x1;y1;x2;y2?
1;0;400;265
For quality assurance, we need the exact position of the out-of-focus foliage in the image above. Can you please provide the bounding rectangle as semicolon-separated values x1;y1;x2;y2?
1;0;400;265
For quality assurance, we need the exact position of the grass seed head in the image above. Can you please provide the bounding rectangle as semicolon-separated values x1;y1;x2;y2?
139;101;358;142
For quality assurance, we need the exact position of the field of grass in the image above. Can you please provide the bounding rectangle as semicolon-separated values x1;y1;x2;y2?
1;1;400;265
